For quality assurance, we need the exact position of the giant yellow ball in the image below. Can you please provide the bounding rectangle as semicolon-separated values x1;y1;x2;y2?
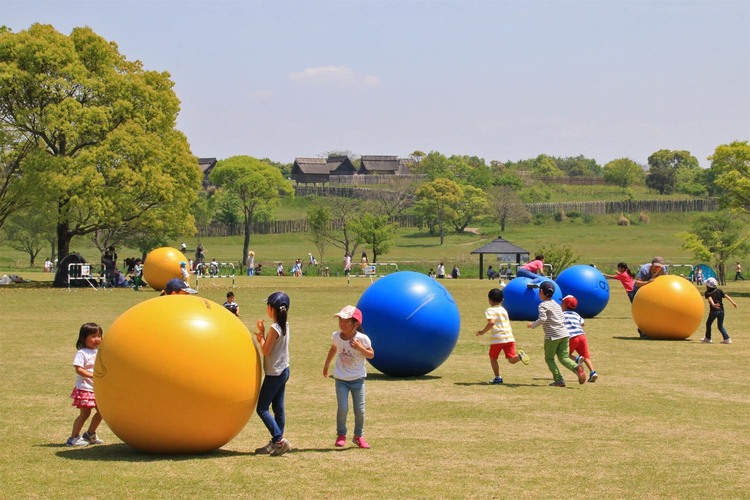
94;295;261;453
142;246;189;292
632;275;704;340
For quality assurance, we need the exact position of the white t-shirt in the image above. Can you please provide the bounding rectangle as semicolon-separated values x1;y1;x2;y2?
331;331;372;381
264;322;290;376
73;348;97;391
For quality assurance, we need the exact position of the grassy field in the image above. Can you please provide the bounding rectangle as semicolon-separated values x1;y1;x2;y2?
1;272;749;498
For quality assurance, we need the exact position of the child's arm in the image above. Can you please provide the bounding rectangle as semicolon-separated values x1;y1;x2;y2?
350;338;375;359
725;294;738;308
256;321;279;356
476;319;495;336
323;345;337;378
527;307;546;329
74;366;93;378
708;296;720;309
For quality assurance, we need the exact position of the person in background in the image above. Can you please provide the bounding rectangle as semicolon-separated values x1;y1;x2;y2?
436;262;446;279
734;262;744;281
451;264;460;279
603;262;636;303
517;254;545;285
246;251;256;276
223;291;239;316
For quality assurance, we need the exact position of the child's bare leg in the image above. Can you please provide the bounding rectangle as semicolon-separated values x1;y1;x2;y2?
86;409;103;434
584;358;595;372
509;355;520;364
490;358;500;377
71;407;92;438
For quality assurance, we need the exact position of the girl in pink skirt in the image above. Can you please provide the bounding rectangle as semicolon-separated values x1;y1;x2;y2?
67;323;105;446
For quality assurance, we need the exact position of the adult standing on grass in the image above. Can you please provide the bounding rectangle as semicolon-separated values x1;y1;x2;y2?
527;281;586;387
734;262;744;281
436;262;446;279
701;278;737;344
254;292;292;456
323;305;374;449
343;252;352;277
246;251;256;276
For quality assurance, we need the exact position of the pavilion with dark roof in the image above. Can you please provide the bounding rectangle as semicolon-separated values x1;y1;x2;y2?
470;236;530;279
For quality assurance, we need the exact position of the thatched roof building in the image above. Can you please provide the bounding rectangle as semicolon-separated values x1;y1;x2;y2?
359;155;400;175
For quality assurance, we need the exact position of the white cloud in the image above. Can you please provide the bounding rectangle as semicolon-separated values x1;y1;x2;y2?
288;66;381;87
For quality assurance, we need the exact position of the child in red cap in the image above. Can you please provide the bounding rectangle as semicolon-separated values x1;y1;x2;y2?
323;305;374;449
562;295;598;382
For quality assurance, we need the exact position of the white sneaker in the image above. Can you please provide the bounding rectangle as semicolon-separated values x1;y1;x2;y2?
82;431;104;444
720;338;733;344
700;338;712;344
66;436;88;447
270;438;291;456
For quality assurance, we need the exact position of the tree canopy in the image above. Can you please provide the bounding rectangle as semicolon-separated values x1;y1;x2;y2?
709;141;750;210
210;155;292;263
0;24;201;258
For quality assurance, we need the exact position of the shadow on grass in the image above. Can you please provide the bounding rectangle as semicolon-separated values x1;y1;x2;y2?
612;336;692;341
454;381;540;388
52;443;254;462
367;373;440;381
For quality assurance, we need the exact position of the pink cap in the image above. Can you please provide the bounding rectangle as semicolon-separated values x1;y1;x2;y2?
335;305;362;323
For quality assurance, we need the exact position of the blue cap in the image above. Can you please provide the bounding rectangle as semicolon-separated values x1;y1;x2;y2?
266;291;290;309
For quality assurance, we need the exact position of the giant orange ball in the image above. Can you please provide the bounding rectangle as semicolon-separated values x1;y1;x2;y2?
632;275;704;340
94;295;261;453
142;247;188;291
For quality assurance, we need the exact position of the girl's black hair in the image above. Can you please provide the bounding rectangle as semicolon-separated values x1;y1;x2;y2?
617;262;635;278
266;291;290;336
76;322;103;349
535;254;544;261
274;305;288;336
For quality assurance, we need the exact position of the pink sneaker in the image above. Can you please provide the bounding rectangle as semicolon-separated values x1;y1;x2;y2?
335;434;346;447
353;436;370;449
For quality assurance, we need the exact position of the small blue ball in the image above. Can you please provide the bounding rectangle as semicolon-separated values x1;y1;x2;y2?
503;277;562;321
357;271;460;377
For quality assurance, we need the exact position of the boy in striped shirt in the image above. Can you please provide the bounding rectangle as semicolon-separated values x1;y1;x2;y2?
562;295;598;383
476;288;530;384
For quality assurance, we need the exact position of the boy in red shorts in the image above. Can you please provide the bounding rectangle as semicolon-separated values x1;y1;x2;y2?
562;295;598;382
476;288;530;384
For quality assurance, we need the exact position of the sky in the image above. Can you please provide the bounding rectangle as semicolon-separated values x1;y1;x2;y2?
3;0;750;167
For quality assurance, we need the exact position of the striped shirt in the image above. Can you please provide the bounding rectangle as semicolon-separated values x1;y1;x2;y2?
563;310;585;338
530;300;568;340
485;305;514;344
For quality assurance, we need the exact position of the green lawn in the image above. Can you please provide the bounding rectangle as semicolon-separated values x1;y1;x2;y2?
1;273;749;498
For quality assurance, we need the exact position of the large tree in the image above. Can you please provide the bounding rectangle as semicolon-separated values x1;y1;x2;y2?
0;24;200;258
603;158;645;188
350;212;397;263
209;155;292;263
414;178;463;245
708;140;750;209
645;149;700;194
677;210;749;284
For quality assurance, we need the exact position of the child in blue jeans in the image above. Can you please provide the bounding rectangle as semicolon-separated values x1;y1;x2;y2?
323;305;374;449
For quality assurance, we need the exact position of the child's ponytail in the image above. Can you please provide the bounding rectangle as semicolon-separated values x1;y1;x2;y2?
266;291;290;336
618;262;635;279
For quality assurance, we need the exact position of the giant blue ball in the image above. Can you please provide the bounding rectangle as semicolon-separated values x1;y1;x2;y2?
503;277;563;321
555;265;610;318
356;271;460;377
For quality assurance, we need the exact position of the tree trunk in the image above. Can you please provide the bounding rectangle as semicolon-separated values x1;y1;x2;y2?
57;222;71;259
